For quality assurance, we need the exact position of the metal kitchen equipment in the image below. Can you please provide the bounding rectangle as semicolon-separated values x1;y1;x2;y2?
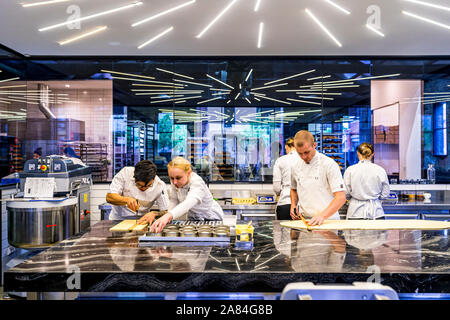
6;155;92;248
138;221;231;246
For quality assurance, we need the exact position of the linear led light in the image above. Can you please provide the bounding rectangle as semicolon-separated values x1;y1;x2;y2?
138;26;174;49
131;83;184;89
132;0;196;27
22;0;69;7
286;98;321;105
305;8;342;47
301;82;355;88
39;2;143;31
102;70;156;80
59;26;107;45
156;68;194;80
174;79;212;87
206;74;234;89
227;100;231;104
324;0;351;14
151;95;202;103
366;24;385;37
308;84;360;89
402;11;450;30
234;92;241;100
254;0;262;11
307;75;331;81
135;92;201;95
149;95;185;99
297;92;342;95
404;0;450;12
257;22;264;48
0;97;38;104
112;76;180;86
298;95;334;100
426;91;450;94
210;88;232;92
264;69;316;86
131;89;202;92
251;83;288;91
313;73;401;85
277;89;324;92
196;0;239;38
0;85;27;89
253;94;291;105
245;69;253;82
0;100;11;104
198;97;221;105
0;77;20;83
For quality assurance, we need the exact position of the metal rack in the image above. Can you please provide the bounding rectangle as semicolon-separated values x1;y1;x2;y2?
314;133;347;171
79;143;108;182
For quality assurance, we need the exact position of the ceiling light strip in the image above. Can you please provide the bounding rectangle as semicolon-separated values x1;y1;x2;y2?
366;24;385;37
132;0;196;27
253;94;291;105
196;0;239;38
113;76;179;86
402;11;450;30
296;92;342;95
264;69;316;86
22;0;69;7
313;73;401;85
131;84;184;89
206;74;234;89
307;75;331;81
151;95;202;103
305;8;342;47
39;1;143;31
0;85;27;89
254;0;262;12
245;69;253;82
174;79;212;87
210;88;231;92
403;0;450;12
102;70;155;80
251;83;289;91
298;95;334;100
0;77;20;83
197;97;221;105
156;68;194;80
138;26;174;49
257;22;264;48
58;26;107;45
324;0;351;14
286;98;322;105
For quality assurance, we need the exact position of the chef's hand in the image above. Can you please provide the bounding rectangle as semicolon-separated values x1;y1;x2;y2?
150;213;173;233
308;214;326;226
125;197;140;212
290;205;300;220
138;211;158;225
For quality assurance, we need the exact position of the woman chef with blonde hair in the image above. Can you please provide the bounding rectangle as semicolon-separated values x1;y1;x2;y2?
146;157;224;232
344;143;390;220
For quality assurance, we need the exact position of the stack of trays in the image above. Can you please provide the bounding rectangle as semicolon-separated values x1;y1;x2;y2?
138;223;231;246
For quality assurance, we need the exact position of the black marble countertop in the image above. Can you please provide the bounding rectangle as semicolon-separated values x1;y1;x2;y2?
4;220;450;293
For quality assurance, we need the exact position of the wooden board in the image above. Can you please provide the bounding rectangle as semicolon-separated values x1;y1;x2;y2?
280;219;450;231
109;220;148;232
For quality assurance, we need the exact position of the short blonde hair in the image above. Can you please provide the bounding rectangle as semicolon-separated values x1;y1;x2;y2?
285;138;295;148
294;130;315;147
167;156;192;173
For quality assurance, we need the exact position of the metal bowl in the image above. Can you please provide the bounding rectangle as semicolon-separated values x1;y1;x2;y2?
214;231;229;238
163;230;179;237
198;231;212;237
180;231;197;237
164;225;179;230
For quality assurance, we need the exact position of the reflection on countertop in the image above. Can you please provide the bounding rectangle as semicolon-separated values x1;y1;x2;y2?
4;220;450;293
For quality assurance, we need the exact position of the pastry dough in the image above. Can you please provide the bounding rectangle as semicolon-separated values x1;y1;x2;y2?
109;220;148;232
280;219;450;231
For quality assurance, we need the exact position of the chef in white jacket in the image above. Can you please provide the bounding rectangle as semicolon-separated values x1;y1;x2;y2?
150;157;224;233
273;137;298;220
106;160;169;222
344;142;390;220
290;130;346;226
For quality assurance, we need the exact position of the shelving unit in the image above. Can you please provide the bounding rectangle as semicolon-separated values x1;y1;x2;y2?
127;120;146;166
314;133;347;171
113;114;127;175
187;137;209;166
79;143;108;182
10;138;23;173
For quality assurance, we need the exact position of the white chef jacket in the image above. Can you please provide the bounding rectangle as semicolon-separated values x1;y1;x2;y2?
108;167;169;220
168;172;224;221
273;150;299;206
344;160;390;219
291;152;345;220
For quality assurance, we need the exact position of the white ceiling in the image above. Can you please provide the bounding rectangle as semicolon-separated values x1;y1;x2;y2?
1;0;450;56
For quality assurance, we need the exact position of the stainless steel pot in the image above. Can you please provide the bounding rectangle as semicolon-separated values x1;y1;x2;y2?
7;197;79;249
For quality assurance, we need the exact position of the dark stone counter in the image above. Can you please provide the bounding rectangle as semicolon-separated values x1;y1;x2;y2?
4;220;450;293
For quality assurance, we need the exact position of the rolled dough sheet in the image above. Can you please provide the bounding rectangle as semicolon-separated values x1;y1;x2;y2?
280;219;450;231
109;220;148;232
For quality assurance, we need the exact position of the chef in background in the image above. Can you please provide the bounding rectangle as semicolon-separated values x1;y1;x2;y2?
344;142;390;220
106;160;169;222
150;156;224;233
273;137;298;220
290;130;346;226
